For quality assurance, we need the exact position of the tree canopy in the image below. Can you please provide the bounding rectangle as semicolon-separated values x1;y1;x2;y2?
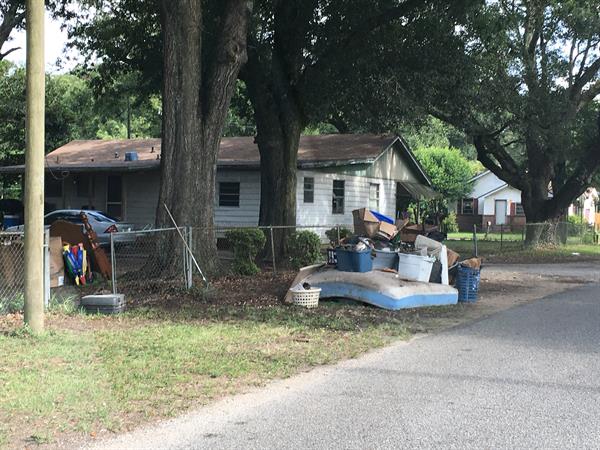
422;0;600;240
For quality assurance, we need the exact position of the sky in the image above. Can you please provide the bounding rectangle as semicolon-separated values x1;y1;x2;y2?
1;13;79;73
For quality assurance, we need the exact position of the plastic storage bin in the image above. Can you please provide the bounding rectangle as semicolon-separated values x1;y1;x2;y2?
372;249;398;270
456;265;480;302
335;248;373;272
2;215;20;229
397;253;435;282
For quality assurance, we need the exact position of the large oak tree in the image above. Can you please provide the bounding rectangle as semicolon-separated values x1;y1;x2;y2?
424;0;600;243
69;0;252;271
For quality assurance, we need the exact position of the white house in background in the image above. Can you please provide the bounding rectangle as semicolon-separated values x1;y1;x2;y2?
451;170;525;232
568;187;599;225
0;134;436;231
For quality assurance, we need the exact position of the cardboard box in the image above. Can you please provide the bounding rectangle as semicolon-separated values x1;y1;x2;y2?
352;208;380;238
49;236;65;288
377;221;398;239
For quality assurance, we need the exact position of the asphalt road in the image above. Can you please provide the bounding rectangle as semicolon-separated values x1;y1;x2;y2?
87;282;600;450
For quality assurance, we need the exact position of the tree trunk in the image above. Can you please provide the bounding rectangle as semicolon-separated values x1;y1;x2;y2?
243;50;304;259
155;0;250;276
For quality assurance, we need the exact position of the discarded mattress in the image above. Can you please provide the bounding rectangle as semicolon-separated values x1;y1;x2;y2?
303;267;458;310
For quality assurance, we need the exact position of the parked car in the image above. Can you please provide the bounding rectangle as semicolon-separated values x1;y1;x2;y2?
6;209;136;247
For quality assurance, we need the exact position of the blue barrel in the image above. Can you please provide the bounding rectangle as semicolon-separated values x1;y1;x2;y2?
457;265;481;302
125;151;139;161
2;215;21;229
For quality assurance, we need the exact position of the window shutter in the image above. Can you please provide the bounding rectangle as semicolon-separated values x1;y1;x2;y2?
473;198;479;215
510;202;516;216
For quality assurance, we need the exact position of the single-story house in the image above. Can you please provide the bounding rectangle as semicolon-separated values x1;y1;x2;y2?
0;134;437;230
450;170;525;232
568;187;599;225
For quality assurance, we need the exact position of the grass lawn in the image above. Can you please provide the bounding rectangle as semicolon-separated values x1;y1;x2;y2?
446;239;600;263
447;231;523;241
5;275;459;448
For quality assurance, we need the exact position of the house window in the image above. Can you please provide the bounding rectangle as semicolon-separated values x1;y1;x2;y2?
75;174;95;199
515;203;524;216
106;175;123;219
461;198;474;215
369;183;380;210
45;177;62;198
219;182;240;207
332;180;345;214
303;177;314;203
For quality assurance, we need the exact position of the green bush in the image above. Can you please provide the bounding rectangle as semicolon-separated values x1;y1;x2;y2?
324;226;352;245
288;230;322;269
0;293;24;315
225;228;266;275
441;212;459;233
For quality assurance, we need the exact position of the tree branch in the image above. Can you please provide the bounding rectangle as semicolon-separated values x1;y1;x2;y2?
569;56;600;106
473;134;523;189
0;4;25;59
545;111;600;212
0;46;20;60
301;0;424;85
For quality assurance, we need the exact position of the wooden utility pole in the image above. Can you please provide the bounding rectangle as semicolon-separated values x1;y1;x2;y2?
23;0;45;332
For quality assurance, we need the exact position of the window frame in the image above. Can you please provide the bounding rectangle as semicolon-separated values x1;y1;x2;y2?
332;180;345;215
515;203;525;216
303;177;314;203
218;181;241;208
461;198;475;215
369;183;380;210
106;175;123;219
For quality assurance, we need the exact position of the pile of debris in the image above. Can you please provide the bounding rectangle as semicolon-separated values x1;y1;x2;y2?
330;208;480;294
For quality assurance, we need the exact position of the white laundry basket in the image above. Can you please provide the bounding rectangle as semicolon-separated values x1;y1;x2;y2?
290;287;321;309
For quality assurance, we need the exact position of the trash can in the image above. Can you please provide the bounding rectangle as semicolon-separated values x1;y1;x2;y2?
456;265;481;302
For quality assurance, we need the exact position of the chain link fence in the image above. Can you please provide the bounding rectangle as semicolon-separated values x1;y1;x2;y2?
523;222;598;246
108;227;191;294
109;224;356;290
0;232;25;314
0;231;50;315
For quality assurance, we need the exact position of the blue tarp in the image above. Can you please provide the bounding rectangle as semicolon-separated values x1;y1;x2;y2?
369;210;394;224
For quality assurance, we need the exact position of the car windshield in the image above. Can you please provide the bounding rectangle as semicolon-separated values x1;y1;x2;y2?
88;211;118;223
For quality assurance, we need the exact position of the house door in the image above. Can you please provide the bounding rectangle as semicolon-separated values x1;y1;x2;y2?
106;175;123;219
495;200;507;225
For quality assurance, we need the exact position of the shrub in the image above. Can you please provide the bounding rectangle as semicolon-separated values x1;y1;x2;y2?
324;226;352;245
0;293;24;315
441;212;459;233
225;228;266;276
287;230;322;269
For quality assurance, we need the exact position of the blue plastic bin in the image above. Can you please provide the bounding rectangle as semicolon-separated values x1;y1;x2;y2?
456;265;481;302
2;215;20;229
335;248;373;272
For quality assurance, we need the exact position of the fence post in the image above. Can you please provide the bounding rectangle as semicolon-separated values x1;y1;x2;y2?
269;226;276;273
43;229;50;308
336;225;340;246
110;232;117;294
500;224;504;250
181;227;188;288
473;224;478;257
187;227;193;288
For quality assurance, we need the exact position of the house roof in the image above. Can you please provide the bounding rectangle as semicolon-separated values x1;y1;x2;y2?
0;134;401;173
477;183;509;199
469;170;491;183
